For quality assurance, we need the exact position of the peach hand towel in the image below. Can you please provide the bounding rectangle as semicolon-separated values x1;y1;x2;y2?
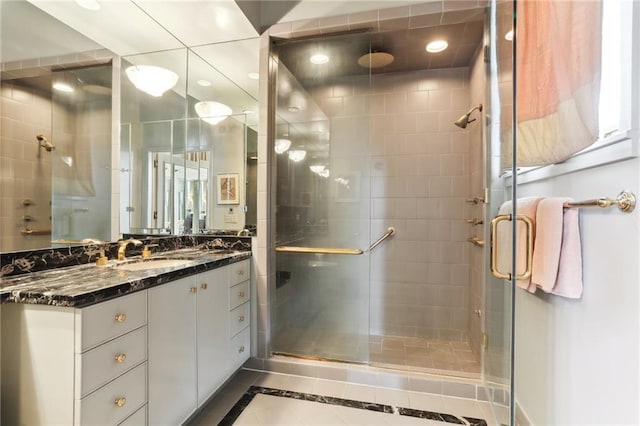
531;197;567;292
531;197;583;298
497;197;543;292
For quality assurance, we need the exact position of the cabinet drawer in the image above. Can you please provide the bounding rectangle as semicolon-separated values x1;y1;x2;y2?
77;326;147;398
77;291;147;352
118;404;146;425
228;259;250;286
229;301;250;337
229;327;250;369
77;362;147;426
229;281;250;310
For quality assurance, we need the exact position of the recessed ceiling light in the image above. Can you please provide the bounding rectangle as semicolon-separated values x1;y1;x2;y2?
242;109;254;114
53;82;74;93
274;139;292;154
248;72;259;80
73;0;100;10
310;53;329;64
197;79;211;87
505;29;514;41
426;40;448;53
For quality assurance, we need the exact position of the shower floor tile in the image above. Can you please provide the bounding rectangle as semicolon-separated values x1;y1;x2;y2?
187;369;496;426
370;335;481;376
273;329;481;377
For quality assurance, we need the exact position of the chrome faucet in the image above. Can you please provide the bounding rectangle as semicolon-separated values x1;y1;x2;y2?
236;229;251;236
117;238;142;261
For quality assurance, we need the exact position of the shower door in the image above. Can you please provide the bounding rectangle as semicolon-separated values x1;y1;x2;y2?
271;33;373;363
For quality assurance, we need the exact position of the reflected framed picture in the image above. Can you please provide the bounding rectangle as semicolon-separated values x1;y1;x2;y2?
216;173;239;204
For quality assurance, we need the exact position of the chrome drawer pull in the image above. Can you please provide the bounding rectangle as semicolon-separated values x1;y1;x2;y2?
190;287;197;293
238;291;245;298
238;315;245;322
114;353;127;364
201;283;208;290
238;345;245;353
114;397;126;408
114;313;126;323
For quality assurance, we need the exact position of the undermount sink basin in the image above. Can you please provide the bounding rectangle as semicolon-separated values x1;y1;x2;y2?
115;258;194;271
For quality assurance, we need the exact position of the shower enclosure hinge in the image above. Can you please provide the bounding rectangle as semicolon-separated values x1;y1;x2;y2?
482;332;489;349
126;206;135;212
153;159;158;168
483;188;489;204
483;44;489;63
153;211;158;220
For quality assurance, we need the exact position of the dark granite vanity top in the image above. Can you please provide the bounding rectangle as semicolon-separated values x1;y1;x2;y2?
0;242;251;308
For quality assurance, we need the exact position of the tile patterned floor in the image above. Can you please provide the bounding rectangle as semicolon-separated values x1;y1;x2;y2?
187;369;498;426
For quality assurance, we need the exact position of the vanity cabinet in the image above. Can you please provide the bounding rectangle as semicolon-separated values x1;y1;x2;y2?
1;290;149;425
148;259;251;425
0;257;250;425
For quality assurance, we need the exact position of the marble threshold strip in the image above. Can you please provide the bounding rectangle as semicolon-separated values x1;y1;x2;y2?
218;386;488;426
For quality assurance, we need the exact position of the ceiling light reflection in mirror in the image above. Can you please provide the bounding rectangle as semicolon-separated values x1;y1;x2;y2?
195;101;232;125
125;65;178;97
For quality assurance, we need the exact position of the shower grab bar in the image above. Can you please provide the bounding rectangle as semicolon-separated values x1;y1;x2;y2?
368;227;396;252
275;227;396;255
563;190;636;213
275;246;363;255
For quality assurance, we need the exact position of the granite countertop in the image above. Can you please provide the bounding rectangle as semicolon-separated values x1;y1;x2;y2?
0;248;251;308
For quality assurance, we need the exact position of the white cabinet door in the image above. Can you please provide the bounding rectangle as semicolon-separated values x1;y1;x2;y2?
148;276;197;425
196;267;230;406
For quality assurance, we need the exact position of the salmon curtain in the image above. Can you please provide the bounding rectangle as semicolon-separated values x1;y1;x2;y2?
502;0;603;169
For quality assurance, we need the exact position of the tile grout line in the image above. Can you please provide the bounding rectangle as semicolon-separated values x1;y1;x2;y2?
218;385;488;425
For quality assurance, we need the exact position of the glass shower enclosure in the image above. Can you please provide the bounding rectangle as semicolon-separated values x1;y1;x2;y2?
271;32;373;363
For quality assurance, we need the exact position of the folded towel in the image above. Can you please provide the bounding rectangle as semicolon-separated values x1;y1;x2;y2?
530;197;583;298
552;206;583;298
531;198;568;292
497;197;544;292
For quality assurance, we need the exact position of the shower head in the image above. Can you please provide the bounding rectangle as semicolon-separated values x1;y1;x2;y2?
454;104;483;129
36;134;55;152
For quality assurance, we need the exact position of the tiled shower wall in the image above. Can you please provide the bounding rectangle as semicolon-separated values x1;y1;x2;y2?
467;45;486;358
307;67;474;341
0;49;117;252
0;80;53;251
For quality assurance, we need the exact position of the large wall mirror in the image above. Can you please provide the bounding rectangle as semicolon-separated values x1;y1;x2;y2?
0;0;259;254
120;44;258;236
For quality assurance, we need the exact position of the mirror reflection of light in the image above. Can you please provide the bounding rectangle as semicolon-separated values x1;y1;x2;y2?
53;82;74;93
309;164;325;174
274;139;291;154
288;150;307;162
197;79;211;87
126;65;178;97
195;101;232;125
318;169;330;178
61;156;73;167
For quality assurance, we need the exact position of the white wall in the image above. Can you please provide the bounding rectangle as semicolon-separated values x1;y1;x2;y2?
514;158;640;424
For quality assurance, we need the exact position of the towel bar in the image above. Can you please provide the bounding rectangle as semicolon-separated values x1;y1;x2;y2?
563;190;635;213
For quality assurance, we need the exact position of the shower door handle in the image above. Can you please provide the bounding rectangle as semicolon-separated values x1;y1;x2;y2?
490;214;534;280
275;246;363;255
